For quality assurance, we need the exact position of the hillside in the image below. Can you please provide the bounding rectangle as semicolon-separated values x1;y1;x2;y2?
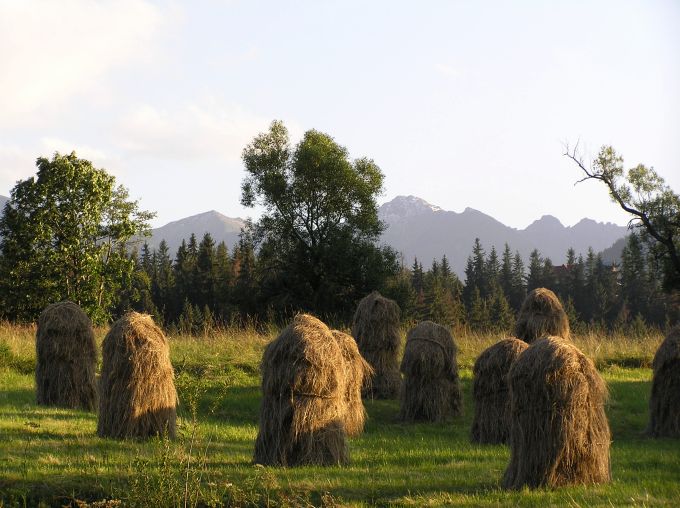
144;210;246;253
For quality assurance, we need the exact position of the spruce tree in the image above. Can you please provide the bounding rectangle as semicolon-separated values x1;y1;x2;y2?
526;249;543;292
509;250;526;310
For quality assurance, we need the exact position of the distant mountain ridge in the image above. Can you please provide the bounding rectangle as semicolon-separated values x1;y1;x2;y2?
378;196;628;277
0;195;8;211
143;210;246;254
0;193;628;273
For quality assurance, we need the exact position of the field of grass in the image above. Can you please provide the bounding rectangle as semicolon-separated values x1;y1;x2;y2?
1;323;679;507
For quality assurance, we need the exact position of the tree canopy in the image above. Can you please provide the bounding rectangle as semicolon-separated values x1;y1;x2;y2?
566;144;680;291
0;152;154;322
241;120;397;318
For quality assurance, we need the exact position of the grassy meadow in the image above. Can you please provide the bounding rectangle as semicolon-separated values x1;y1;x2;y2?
1;323;679;507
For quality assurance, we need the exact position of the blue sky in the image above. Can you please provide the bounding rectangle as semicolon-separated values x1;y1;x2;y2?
0;0;678;229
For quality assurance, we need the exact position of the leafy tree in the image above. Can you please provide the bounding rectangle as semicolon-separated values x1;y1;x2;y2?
567;144;680;290
240;120;396;318
0;152;153;322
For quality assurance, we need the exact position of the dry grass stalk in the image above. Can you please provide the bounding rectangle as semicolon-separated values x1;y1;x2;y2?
351;291;402;398
332;330;373;437
514;287;570;344
502;336;611;490
97;312;177;440
399;321;461;422
254;314;350;466
471;337;528;444
35;301;97;410
647;325;680;438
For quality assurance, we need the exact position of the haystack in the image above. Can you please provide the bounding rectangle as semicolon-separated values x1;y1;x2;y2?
647;325;680;438
332;330;373;436
399;321;461;422
514;287;570;344
97;312;177;440
35;301;97;410
471;337;528;444
502;336;611;489
253;314;350;466
351;291;401;398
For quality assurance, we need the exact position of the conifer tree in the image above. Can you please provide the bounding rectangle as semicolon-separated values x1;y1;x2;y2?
464;238;486;307
526;249;543;292
153;240;175;322
484;245;501;297
469;286;489;331
489;287;514;332
509;250;526;310
195;233;217;311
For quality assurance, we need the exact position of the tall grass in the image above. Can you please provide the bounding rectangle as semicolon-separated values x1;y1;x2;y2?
0;320;674;507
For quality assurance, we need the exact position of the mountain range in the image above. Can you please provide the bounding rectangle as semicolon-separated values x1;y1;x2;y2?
378;196;628;276
0;193;629;276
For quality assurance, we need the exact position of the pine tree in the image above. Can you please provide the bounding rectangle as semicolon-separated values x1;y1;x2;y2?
411;258;425;294
214;241;232;321
526;249;543;291
233;232;257;318
154;240;175;323
509;250;526;310
484;246;501;297
489;287;514;332
464;238;486;308
620;233;649;321
541;257;558;291
500;244;513;299
469;287;489;331
441;255;452;279
195;233;216;311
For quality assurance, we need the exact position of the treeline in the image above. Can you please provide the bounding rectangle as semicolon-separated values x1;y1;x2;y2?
124;231;672;335
386;235;673;333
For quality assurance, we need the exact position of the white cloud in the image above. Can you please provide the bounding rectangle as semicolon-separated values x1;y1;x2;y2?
434;63;462;78
114;98;283;163
0;0;166;125
0;139;126;195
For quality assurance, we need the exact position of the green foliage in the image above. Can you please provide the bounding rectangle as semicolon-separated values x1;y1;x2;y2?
570;145;680;290
0;152;154;323
240;120;397;319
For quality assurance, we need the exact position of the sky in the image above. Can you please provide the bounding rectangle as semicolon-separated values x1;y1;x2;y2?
0;0;678;229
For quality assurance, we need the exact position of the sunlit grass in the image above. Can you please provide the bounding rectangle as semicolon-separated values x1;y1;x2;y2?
1;323;678;506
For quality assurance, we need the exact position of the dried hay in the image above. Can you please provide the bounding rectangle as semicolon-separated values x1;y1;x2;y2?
398;321;461;422
471;337;528;444
253;314;349;466
647;325;680;438
332;330;373;437
97;312;177;440
514;288;570;344
35;301;97;410
502;336;611;490
351;291;402;398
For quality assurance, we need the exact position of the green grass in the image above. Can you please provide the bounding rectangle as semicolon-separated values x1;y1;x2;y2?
1;324;679;507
